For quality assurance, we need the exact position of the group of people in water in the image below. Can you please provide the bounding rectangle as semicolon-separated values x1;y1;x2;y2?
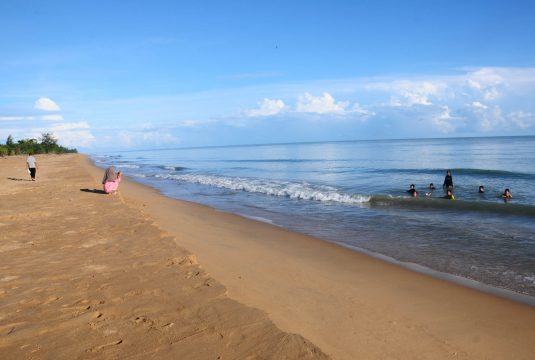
406;170;513;201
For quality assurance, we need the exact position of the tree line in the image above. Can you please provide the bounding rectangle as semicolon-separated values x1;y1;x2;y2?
0;133;77;156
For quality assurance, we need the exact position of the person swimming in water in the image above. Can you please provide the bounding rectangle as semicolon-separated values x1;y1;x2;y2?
407;184;417;197
443;170;453;191
502;188;512;201
443;189;455;200
479;185;485;193
424;183;436;197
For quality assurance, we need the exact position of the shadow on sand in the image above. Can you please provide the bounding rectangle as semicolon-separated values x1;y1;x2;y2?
80;188;107;195
8;177;32;182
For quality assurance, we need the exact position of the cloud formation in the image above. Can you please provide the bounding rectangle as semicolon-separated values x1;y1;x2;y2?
247;98;286;117
507;111;534;129
41;114;64;121
296;93;349;114
0;116;35;121
34;97;61;111
116;130;178;147
47;121;94;147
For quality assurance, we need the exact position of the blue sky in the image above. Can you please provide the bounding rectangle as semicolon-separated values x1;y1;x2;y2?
1;1;535;150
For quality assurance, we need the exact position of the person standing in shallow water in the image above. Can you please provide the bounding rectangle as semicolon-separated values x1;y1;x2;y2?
443;170;453;191
26;152;37;181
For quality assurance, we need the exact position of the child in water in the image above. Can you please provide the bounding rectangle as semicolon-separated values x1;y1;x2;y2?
479;185;485;193
443;189;455;200
425;183;436;197
502;188;512;201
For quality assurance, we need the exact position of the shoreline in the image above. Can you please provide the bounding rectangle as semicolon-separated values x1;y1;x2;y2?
83;154;535;359
90;154;535;307
339;242;535;307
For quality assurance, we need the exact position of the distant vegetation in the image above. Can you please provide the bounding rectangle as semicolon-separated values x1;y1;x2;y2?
0;133;77;156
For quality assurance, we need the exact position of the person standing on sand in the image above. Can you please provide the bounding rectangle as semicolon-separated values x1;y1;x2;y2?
102;166;122;194
26;152;38;181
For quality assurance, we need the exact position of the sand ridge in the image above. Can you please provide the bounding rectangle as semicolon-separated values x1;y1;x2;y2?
0;154;327;359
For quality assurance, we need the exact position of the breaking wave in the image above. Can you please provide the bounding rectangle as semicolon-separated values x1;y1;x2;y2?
154;173;371;204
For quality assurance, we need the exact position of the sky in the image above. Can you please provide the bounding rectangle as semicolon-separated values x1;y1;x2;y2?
1;0;535;151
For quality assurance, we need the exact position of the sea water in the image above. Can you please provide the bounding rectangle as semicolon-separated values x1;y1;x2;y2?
91;136;535;302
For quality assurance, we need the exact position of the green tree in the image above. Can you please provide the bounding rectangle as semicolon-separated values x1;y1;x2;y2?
6;135;14;147
40;133;57;153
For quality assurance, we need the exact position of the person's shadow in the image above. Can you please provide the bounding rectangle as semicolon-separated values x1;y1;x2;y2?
80;188;106;194
7;177;32;181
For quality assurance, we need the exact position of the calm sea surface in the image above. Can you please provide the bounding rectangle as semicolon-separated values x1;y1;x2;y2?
91;136;535;302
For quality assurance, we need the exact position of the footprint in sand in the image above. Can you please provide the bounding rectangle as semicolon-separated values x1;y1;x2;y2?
86;339;123;352
167;254;198;267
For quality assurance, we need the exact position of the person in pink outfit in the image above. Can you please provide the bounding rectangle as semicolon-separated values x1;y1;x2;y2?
102;167;122;194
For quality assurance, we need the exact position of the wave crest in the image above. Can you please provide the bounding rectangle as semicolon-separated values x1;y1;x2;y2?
154;174;371;204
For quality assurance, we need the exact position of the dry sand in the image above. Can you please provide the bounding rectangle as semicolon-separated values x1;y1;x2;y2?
0;154;326;359
1;154;534;359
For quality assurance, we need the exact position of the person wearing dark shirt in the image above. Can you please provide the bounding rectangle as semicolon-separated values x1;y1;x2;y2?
407;184;417;197
443;170;453;190
479;185;485;193
502;188;512;201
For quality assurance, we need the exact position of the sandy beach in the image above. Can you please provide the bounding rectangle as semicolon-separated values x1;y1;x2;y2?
1;154;535;359
0;154;326;359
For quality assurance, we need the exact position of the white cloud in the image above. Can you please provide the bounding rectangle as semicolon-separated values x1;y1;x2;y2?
41;114;64;121
467;68;504;89
295;92;348;114
471;101;488;109
117;130;178;147
470;104;505;131
466;68;506;101
352;103;376;120
508;111;534;129
34;97;61;111
3;121;96;148
373;80;445;107
0;116;35;121
47;121;94;147
177;119;216;128
49;121;90;131
52;130;95;147
403;91;432;106
247;98;286;117
432;106;456;133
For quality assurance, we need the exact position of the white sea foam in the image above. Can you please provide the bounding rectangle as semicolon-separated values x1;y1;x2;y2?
154;173;371;204
119;164;141;169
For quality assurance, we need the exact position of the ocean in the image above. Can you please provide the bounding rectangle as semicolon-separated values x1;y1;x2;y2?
91;136;535;303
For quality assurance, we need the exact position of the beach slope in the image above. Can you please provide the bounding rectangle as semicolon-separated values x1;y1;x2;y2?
0;154;327;359
79;156;535;360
